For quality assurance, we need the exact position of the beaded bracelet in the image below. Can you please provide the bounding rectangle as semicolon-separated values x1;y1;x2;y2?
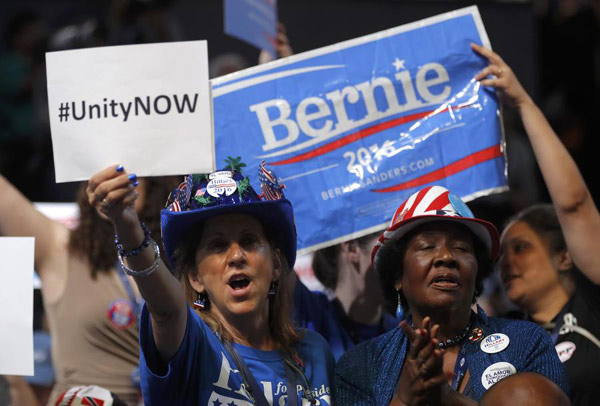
118;239;161;277
114;221;151;258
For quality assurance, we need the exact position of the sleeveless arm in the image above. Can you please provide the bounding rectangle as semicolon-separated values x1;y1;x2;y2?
472;43;600;285
0;174;69;285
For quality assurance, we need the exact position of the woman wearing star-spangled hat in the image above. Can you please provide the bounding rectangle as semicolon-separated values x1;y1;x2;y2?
87;159;334;405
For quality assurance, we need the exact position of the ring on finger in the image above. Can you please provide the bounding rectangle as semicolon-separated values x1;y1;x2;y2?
497;67;503;75
101;198;110;207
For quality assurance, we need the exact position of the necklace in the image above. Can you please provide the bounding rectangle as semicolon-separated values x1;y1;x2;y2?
410;319;472;349
437;320;472;349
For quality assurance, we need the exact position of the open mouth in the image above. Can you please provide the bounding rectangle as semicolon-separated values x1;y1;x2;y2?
430;273;460;289
228;275;251;291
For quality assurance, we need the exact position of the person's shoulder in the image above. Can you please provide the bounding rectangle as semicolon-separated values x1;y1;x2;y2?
486;316;550;343
299;328;330;348
187;307;223;341
297;330;335;369
337;326;402;368
335;339;373;389
297;329;332;357
335;325;404;404
365;324;403;349
295;282;331;305
382;312;401;332
573;269;600;308
293;283;334;320
487;315;542;331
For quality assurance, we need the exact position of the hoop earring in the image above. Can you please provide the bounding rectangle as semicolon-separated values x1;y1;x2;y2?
193;291;209;310
268;280;278;297
396;290;404;320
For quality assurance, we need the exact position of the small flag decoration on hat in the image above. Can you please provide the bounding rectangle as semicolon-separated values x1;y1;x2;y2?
164;157;287;212
258;160;285;201
160;157;297;271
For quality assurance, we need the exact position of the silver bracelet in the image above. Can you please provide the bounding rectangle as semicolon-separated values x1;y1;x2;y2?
118;239;161;277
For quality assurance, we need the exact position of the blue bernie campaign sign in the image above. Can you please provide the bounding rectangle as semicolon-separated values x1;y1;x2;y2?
224;0;277;57
212;6;507;255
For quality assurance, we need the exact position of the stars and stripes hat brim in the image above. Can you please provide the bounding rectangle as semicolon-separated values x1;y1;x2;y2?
371;186;499;265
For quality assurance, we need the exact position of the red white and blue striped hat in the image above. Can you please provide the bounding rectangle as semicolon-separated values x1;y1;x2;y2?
371;186;499;265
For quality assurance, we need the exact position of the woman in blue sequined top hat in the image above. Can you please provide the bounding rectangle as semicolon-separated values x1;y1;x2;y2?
334;185;568;405
87;158;334;406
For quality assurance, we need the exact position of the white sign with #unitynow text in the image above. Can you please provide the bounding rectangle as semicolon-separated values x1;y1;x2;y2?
0;237;34;376
47;41;215;182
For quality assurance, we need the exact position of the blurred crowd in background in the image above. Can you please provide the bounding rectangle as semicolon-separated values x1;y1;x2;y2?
1;0;598;208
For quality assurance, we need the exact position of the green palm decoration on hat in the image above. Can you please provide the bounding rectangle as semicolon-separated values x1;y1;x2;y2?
192;174;207;183
224;156;247;173
193;195;212;206
237;178;250;198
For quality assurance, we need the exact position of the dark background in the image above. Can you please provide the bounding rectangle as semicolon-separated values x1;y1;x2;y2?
0;0;597;229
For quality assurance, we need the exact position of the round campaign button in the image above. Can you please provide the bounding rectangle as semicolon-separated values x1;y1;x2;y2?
555;341;577;363
480;333;510;354
206;174;237;198
481;362;517;390
107;299;134;329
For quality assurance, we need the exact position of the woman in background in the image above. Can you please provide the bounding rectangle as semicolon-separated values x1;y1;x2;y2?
471;43;600;406
0;173;179;405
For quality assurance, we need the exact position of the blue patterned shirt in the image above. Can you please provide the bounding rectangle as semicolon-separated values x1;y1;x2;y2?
334;306;569;404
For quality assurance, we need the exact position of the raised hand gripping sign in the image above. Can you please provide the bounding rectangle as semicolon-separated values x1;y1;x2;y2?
212;6;507;254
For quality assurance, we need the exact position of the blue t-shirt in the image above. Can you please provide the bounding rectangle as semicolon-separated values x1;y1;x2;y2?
139;305;335;405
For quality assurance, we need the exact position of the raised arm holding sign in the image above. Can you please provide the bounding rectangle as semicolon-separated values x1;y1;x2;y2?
86;160;335;405
473;44;600;405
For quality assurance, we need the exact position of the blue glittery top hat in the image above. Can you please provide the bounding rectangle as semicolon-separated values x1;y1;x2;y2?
161;157;296;270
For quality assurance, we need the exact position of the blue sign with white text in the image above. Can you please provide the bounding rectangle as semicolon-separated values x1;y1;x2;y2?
212;6;507;254
224;0;277;57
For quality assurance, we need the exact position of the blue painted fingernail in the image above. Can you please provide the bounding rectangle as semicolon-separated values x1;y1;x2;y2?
133;180;139;187
128;173;137;181
115;165;124;172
